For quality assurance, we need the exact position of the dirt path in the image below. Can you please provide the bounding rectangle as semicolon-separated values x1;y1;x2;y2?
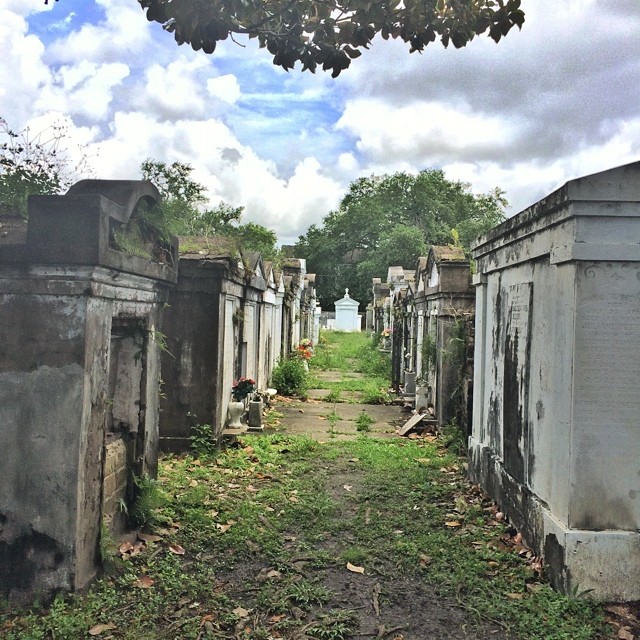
217;450;508;640
227;375;511;640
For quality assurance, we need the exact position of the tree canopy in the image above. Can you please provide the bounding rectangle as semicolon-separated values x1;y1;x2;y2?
129;0;525;76
295;169;506;308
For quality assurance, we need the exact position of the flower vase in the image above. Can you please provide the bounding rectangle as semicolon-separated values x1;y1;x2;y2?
227;400;245;428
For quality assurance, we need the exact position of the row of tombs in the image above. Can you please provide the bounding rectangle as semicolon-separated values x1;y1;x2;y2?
2;161;640;604
366;162;640;603
0;180;319;604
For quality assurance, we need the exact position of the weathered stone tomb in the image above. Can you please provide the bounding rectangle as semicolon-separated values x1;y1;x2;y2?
470;162;640;600
0;180;177;604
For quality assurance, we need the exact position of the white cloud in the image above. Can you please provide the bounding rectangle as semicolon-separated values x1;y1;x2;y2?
207;74;241;105
3;0;640;239
0;9;51;127
35;61;130;121
47;0;153;64
139;57;210;121
336;100;517;165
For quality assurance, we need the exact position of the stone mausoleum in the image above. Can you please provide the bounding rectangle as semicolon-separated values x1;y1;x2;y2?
470;162;640;601
0;181;177;604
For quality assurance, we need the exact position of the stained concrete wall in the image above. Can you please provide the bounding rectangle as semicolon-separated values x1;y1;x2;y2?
470;162;640;601
159;251;247;450
0;181;176;604
413;246;474;427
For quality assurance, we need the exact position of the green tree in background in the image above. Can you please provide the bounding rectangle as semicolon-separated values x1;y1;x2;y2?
295;169;506;308
141;159;278;259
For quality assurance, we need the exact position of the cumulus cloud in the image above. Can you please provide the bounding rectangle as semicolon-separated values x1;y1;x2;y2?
35;61;130;121
336;0;640;213
2;0;640;238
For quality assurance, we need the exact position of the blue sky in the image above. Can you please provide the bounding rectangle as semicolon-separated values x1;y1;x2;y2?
3;0;640;244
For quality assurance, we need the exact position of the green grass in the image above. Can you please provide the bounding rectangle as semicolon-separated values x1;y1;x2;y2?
309;331;391;404
1;434;610;640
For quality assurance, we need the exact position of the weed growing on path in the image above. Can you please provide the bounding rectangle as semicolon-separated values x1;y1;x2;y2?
1;434;611;640
310;331;391;404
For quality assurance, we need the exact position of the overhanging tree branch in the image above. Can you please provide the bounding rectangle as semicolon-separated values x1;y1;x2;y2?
134;0;525;76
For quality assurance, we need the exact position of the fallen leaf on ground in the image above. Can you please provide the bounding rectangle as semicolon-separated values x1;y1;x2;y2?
289;495;299;503
138;532;162;543
88;623;116;636
506;593;524;600
269;614;287;623
119;541;134;555
189;479;198;487
343;484;352;491
169;544;186;555
135;575;154;588
618;629;634;640
419;554;432;568
233;607;250;618
526;583;545;593
445;521;462;528
346;562;365;574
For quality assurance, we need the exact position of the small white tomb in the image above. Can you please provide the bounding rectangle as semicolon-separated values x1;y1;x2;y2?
334;288;360;332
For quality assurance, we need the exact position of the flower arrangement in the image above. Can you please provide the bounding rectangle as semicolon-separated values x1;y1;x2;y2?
381;328;393;337
297;339;313;360
231;377;256;401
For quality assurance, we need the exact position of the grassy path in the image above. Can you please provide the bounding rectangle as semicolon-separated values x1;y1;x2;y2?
0;333;614;640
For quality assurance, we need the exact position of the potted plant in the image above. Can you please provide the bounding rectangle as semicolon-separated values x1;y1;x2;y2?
227;377;256;427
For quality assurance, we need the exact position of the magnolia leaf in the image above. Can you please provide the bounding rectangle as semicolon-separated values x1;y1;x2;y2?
526;583;545;593
88;623;116;636
343;484;352;491
346;562;365;574
445;520;462;528
506;592;524;600
233;606;250;618
189;479;198;487
419;554;432;568
118;541;134;555
135;575;155;588
269;614;287;623
618;628;634;640
169;544;186;555
138;532;162;543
